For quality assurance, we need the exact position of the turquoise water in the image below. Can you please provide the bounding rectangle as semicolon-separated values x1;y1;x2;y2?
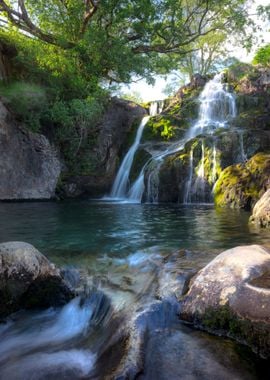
0;201;269;379
0;201;269;265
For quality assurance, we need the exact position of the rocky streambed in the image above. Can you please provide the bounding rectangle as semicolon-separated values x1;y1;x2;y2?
0;240;269;379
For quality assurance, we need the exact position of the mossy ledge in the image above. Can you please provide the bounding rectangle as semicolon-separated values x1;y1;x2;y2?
214;152;270;209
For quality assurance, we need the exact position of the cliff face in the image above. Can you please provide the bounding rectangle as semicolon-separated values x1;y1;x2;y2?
59;97;146;198
0;101;61;200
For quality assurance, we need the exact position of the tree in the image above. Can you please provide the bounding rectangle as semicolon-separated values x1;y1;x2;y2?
253;44;270;67
0;0;264;83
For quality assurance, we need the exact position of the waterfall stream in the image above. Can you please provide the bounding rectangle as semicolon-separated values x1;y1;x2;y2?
109;100;164;201
110;116;150;199
111;73;236;204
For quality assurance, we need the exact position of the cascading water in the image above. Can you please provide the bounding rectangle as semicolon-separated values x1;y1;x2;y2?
238;130;247;162
183;147;194;204
110;116;150;199
109;100;164;201
187;73;236;140
110;73;236;204
183;73;236;203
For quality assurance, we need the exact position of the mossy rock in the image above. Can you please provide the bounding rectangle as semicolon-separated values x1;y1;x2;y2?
214;152;270;209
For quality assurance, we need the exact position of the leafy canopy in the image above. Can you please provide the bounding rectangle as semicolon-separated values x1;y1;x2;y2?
0;0;264;83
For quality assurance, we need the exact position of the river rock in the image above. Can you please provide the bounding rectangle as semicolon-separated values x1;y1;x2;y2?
180;245;270;358
0;101;61;200
0;242;73;317
250;189;270;228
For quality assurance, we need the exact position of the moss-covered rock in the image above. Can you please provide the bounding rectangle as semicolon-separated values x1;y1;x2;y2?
214;153;270;209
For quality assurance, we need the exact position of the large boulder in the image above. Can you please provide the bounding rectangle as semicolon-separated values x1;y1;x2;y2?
250;189;270;228
214;153;270;209
0;242;73;317
180;245;270;358
0;101;61;199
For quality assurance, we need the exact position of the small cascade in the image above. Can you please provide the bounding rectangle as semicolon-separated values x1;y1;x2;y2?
238;130;247;162
187;72;236;139
193;140;206;202
183;147;194;204
149;100;164;116
110;100;164;201
110;116;150;199
146;160;163;203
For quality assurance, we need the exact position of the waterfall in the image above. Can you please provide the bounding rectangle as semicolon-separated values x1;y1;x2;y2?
238;130;247;162
187;73;236;140
183;147;194;204
110;116;150;199
193;140;206;202
110;100;164;201
183;73;236;204
149;100;164;116
110;72;236;204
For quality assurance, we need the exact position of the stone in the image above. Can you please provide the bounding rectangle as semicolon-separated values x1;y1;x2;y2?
0;101;61;199
180;245;270;358
61;97;146;197
0;242;73;317
214;153;270;209
250;189;270;228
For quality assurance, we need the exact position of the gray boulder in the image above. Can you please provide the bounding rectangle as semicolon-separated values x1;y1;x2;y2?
0;101;61;199
250;189;270;228
0;242;73;317
180;245;270;358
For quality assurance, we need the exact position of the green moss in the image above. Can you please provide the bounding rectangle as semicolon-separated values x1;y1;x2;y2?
143;115;177;141
214;153;270;209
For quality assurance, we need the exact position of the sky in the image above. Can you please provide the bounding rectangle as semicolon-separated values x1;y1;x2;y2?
120;0;270;102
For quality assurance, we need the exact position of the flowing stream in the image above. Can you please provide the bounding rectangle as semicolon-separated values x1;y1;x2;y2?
117;73;237;204
0;201;269;379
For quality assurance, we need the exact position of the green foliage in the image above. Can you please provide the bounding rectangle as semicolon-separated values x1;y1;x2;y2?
0;81;47;132
253;44;270;67
144;116;175;141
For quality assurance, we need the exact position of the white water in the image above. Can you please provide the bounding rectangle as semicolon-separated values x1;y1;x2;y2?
238;130;247;162
110;116;150;199
183;147;194;204
187;73;236;140
183;73;236;203
111;73;236;204
109;100;164;201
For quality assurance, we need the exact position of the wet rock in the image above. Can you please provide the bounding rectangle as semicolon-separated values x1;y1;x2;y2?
214;153;270;209
0;242;73;317
250;189;270;228
0;101;61;200
180;245;270;358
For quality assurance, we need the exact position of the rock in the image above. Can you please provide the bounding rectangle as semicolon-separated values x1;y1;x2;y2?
0;101;61;199
250;189;270;228
180;245;270;358
61;97;146;197
214;153;270;209
0;242;73;317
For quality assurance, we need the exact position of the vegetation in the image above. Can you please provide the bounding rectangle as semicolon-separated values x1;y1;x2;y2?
0;0;269;174
253;44;270;67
